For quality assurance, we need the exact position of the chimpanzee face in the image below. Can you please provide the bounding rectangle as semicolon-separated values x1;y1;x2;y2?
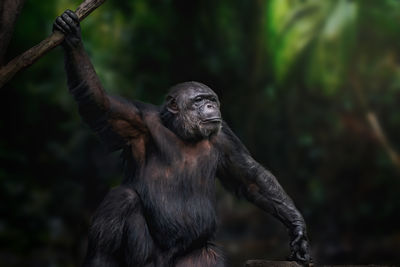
164;82;222;141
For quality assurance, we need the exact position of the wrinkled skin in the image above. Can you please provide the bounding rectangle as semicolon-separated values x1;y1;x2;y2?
161;82;222;141
54;10;312;267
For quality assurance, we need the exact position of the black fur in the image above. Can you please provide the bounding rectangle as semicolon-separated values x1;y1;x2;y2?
55;10;312;267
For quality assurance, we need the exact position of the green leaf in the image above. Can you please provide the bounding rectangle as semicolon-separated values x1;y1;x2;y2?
267;0;357;94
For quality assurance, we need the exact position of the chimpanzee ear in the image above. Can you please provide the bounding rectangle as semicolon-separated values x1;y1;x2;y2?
166;97;179;114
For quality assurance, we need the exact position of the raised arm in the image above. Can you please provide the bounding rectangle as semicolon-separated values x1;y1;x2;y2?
54;10;147;151
216;122;311;265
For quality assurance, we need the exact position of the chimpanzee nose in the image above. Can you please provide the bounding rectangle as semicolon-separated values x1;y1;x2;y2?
205;103;217;113
202;103;221;122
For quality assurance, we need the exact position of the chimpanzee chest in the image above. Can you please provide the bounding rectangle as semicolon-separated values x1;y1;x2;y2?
137;142;219;251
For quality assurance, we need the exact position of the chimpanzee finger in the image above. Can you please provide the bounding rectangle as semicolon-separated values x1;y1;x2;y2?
301;243;311;262
303;252;311;262
301;240;308;251
65;9;79;23
56;16;71;33
62;13;76;28
53;23;66;34
296;251;306;262
62;16;78;35
290;234;302;247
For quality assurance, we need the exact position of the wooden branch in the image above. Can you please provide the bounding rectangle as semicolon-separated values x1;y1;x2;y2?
245;260;390;267
350;71;400;172
366;111;400;169
0;0;107;89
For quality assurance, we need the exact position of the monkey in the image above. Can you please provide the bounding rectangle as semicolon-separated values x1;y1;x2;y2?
54;9;311;267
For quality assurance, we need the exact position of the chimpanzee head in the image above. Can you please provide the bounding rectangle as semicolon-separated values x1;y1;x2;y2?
161;81;222;141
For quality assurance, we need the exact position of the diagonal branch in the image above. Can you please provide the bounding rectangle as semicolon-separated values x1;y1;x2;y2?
350;73;400;172
0;0;107;89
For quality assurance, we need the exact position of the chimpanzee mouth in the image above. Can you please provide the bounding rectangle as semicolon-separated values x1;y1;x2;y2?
202;118;222;123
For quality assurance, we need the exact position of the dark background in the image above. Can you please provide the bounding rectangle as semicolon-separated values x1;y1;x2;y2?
1;0;400;266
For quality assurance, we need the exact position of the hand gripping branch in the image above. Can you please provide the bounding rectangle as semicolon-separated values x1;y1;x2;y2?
0;0;107;88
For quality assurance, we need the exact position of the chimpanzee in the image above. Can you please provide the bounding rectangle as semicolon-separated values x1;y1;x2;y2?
54;10;311;267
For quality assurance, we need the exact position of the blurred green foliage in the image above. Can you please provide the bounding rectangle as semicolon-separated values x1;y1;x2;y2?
1;0;400;266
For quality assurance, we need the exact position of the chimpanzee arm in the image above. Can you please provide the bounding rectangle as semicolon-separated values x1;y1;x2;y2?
216;122;311;264
54;10;147;151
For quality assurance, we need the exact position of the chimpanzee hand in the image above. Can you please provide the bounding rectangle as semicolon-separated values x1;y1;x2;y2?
288;226;312;266
53;10;82;49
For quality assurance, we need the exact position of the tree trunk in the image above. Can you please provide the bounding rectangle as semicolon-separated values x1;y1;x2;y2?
0;0;25;65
